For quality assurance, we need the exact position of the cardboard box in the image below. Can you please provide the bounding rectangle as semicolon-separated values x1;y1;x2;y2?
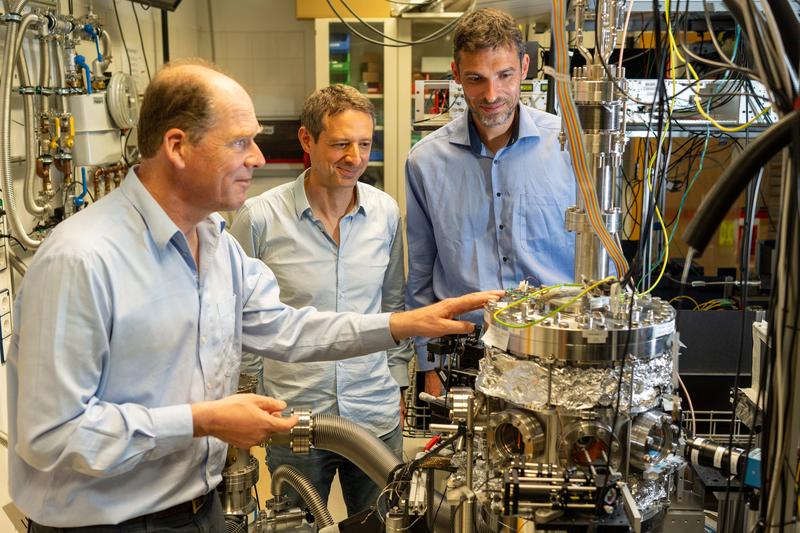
361;52;381;63
296;0;390;19
362;61;380;72
361;71;380;83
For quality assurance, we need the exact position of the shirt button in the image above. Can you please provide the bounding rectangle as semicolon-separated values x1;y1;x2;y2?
207;382;212;389
496;192;501;197
502;256;508;262
201;336;207;344
499;224;504;230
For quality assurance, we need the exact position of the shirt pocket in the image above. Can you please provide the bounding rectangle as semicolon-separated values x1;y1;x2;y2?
518;193;570;253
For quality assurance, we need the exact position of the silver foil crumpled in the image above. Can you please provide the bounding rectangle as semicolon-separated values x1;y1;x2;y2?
628;474;668;514
450;449;490;492
475;349;673;413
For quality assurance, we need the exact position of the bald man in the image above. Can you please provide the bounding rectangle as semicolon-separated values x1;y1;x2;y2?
7;59;498;531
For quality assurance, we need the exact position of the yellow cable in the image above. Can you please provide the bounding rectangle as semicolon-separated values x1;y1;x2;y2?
665;0;771;133
492;276;617;329
669;295;700;308
638;35;677;296
530;276;616;326
492;283;579;329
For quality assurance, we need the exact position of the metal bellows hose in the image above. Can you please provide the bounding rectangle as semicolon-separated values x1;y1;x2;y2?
1;3;43;248
270;464;334;529
304;414;453;533
311;414;402;487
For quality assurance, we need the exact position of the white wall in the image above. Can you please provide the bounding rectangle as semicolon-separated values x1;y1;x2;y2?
201;0;315;118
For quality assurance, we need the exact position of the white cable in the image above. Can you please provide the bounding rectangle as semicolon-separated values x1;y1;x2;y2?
617;0;636;69
678;375;696;436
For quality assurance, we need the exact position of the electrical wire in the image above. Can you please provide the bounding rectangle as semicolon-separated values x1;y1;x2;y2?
130;0;151;81
325;0;475;48
669;294;700;308
678;375;697;435
616;0;637;68
492;282;581;328
665;0;773;133
549;0;629;276
113;0;133;76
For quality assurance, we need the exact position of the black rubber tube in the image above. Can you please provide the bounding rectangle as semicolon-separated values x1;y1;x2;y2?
683;110;800;256
766;0;800;79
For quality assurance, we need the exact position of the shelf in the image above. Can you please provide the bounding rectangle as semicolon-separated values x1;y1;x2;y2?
364;93;384;99
367;161;384;167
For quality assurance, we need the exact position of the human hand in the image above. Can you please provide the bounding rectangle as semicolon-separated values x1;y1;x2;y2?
389;291;504;340
424;370;444;397
191;394;299;448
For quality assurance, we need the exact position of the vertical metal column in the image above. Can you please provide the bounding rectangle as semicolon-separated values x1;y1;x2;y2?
565;0;627;282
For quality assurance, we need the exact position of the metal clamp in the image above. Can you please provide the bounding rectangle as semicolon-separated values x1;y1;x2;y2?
449;387;473;423
565;206;621;234
289;408;312;455
1;12;23;23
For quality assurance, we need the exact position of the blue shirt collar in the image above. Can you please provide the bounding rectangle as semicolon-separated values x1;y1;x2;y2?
120;166;226;251
292;169;366;220
449;104;542;155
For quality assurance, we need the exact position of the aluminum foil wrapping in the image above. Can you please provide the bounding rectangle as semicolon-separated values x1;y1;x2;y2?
450;449;490;492
475;350;673;413
628;475;668;514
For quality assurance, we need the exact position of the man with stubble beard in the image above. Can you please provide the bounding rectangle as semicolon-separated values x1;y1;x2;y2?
404;8;577;395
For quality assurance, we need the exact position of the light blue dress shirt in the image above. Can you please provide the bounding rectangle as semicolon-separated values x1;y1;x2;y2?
229;172;413;437
405;105;576;370
6;168;395;527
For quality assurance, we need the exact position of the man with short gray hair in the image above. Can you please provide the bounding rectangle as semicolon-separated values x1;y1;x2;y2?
230;84;412;516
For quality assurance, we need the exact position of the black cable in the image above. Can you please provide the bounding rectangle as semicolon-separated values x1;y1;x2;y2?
325;0;472;48
113;0;133;76
131;1;151;81
767;0;800;67
684;110;800;256
0;233;28;252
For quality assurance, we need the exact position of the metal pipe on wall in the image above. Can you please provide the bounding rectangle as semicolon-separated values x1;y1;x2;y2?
1;2;44;248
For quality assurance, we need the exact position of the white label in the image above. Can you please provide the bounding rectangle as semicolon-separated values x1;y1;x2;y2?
582;329;608;343
713;446;725;469
653;320;675;338
482;324;510;350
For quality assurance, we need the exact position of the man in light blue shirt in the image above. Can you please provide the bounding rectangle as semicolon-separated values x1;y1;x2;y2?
405;9;577;394
230;85;412;516
7;60;498;531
